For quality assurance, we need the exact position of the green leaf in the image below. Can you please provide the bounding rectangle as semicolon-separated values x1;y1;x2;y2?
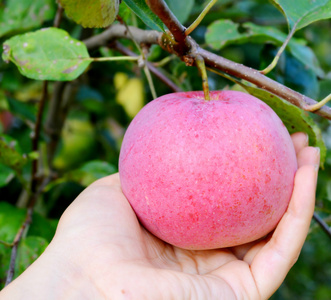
16;236;48;276
0;164;15;188
270;0;331;31
78;160;117;186
0;202;57;243
205;20;324;77
232;84;326;166
165;0;194;24
48;160;117;189
2;28;91;81
0;135;27;172
28;215;57;242
0;0;55;38
0;202;26;244
123;0;165;31
59;0;119;28
7;97;37;123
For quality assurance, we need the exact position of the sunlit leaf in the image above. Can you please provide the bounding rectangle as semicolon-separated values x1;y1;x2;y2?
206;20;324;77
0;0;55;38
2;28;91;81
123;0;164;31
58;0;119;28
270;0;331;30
76;160;117;186
46;160;117;189
114;72;145;118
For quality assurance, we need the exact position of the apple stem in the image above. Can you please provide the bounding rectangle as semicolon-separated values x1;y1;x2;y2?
195;55;211;101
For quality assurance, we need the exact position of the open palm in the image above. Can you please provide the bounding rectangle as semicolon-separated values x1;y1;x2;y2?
1;133;319;300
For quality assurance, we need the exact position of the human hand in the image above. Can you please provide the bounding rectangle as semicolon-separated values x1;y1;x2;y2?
1;132;320;300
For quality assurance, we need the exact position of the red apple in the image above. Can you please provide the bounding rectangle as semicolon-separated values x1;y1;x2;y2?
119;91;297;250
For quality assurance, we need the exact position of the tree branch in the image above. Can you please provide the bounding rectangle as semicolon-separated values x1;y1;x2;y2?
198;48;331;120
84;24;160;49
145;0;186;44
313;212;331;239
44;81;79;166
30;81;48;197
83;24;331;120
5;207;32;286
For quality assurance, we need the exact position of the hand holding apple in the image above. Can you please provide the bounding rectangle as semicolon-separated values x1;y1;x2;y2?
0;134;319;299
119;91;298;249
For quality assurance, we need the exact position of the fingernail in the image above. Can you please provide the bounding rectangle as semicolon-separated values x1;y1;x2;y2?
305;133;309;145
314;164;320;172
314;147;320;157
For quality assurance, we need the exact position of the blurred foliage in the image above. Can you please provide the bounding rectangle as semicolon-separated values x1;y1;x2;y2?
0;0;330;297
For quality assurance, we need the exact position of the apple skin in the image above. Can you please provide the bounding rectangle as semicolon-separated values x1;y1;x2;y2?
119;91;297;250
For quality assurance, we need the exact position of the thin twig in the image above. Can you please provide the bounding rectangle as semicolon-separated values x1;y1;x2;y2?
5;174;53;286
186;0;217;36
53;4;64;28
313;212;331;239
30;81;48;197
5;81;49;286
260;21;298;75
114;42;182;93
305;93;331;112
5;207;33;286
83;24;160;49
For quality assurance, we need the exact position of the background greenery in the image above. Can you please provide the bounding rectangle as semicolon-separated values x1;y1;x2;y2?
0;0;330;298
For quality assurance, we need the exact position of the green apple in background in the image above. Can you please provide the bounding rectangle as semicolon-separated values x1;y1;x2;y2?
53;117;95;170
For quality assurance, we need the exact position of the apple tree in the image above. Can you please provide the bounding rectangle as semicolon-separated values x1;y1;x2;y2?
0;0;331;298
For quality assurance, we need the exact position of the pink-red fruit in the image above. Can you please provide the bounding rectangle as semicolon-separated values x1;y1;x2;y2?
119;91;297;250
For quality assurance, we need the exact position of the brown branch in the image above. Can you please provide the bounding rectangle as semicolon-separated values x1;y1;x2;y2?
113;41;182;93
53;4;64;28
145;0;186;44
5;81;49;286
4;207;33;286
44;81;78;166
30;81;48;196
84;24;160;49
313;212;331;239
5;173;52;286
198;48;331;120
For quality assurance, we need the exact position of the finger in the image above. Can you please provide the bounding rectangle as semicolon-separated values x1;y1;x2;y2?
250;152;319;299
297;146;320;168
230;238;266;260
89;172;121;188
291;132;308;155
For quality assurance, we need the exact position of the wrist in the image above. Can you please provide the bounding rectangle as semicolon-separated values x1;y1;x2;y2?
0;243;101;299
